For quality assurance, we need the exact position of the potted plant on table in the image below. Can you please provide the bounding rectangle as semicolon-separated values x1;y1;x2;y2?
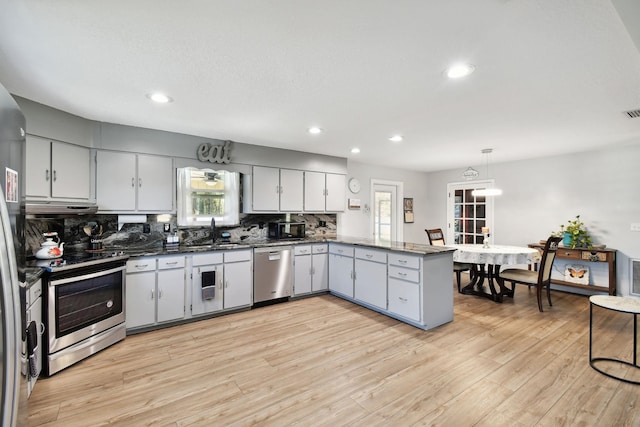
559;215;592;249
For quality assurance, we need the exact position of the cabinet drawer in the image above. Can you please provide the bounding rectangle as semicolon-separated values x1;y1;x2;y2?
388;253;420;269
28;279;42;306
225;249;252;263
388;277;420;322
192;252;224;266
388;265;420;283
126;258;156;273
312;244;328;254
329;244;354;257
355;247;387;263
581;251;607;262
294;245;312;256
557;250;581;260
158;255;185;270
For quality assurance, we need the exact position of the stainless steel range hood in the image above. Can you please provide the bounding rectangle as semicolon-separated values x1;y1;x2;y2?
25;202;99;215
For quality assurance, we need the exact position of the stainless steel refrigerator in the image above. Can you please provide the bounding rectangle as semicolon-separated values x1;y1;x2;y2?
0;81;27;426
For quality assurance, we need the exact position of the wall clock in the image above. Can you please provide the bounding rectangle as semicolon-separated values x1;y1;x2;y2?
348;178;361;194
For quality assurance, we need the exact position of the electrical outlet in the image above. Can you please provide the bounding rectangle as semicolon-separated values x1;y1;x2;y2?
631;223;640;232
163;223;170;232
143;223;151;233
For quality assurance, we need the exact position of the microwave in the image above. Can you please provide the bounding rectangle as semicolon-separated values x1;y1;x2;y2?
268;222;305;240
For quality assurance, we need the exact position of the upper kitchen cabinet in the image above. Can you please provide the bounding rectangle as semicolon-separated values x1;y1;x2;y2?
96;150;174;212
304;172;346;212
25;135;91;201
248;166;303;212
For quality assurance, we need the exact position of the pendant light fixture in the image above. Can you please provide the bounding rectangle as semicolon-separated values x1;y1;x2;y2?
471;148;503;196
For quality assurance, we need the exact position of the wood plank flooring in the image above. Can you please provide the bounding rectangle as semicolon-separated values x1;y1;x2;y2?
27;278;640;426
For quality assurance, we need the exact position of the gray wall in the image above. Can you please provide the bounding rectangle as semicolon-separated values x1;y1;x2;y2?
424;139;640;296
339;160;430;245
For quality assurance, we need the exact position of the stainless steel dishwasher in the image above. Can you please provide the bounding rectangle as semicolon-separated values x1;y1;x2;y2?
253;246;293;304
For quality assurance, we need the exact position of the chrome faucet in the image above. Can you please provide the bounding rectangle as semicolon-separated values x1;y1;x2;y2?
211;217;216;243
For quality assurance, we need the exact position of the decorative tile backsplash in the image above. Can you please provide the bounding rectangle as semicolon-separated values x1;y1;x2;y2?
26;213;337;256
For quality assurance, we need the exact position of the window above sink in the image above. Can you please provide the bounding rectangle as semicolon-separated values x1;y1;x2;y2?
176;167;241;227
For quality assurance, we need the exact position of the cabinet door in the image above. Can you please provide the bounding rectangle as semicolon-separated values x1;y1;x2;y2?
325;173;346;212
312;252;329;292
354;259;387;309
279;169;304;211
192;264;223;315
25;136;51;199
294;254;312;296
97;150;137;211
388;277;420;322
157;268;185;323
329;254;354;298
251;166;280;211
26;296;42;397
51;142;91;200
125;271;156;329
137;154;174;211
303;171;325;212
223;260;252;309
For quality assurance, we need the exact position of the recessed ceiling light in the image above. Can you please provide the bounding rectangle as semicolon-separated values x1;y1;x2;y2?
445;63;475;79
308;127;323;134
147;92;173;103
389;135;403;143
351;147;360;154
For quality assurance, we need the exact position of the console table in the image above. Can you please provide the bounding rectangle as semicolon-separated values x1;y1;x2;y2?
528;243;616;295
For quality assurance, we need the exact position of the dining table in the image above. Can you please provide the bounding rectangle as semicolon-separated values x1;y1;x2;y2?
451;244;542;302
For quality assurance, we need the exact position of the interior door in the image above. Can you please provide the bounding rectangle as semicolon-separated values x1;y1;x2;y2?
446;181;494;244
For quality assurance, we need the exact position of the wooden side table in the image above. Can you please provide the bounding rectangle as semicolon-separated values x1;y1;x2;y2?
528;244;616;295
589;295;640;385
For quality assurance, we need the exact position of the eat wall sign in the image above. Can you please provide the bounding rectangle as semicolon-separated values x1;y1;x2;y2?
197;140;232;164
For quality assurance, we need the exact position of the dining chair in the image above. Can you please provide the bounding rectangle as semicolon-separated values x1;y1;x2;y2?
497;236;562;312
425;228;473;293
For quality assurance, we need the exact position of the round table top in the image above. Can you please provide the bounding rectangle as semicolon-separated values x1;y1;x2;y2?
451;244;541;266
590;295;640;314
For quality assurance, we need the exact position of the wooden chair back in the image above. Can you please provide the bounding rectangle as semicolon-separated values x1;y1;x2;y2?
538;236;562;284
425;228;446;246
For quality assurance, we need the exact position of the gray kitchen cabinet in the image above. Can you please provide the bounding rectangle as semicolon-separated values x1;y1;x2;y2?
328;244;354;298
191;252;224;316
248;166;303;212
96;150;174;212
25;135;91;201
354;247;387;310
303;171;346;212
125;255;186;330
156;256;186;323
223;249;253;309
293;244;328;296
25;279;43;397
387;252;422;322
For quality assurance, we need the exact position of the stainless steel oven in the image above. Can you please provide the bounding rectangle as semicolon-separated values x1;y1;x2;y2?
42;256;128;376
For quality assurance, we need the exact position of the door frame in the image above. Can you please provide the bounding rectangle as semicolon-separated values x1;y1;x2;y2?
370;179;404;243
446;180;495;244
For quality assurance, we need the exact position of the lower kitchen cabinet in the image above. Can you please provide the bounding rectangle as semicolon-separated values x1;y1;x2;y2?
191;252;224;316
223;249;253;309
328;244;354;298
293;244;328;296
329;243;454;331
125;255;186;330
354;248;387;310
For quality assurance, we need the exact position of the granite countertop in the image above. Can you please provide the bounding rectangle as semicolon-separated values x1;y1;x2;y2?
25;267;44;286
120;235;453;258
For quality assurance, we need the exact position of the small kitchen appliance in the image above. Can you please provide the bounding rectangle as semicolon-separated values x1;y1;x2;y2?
267;222;305;240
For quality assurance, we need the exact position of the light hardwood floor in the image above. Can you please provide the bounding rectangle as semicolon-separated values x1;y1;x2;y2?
28;278;640;426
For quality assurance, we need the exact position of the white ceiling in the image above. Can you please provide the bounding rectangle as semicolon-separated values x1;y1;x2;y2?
1;0;640;172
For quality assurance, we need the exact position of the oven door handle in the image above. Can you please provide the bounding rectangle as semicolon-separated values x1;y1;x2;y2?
49;265;126;286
